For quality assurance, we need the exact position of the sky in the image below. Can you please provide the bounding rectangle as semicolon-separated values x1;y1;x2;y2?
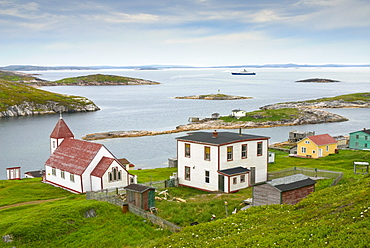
0;0;370;67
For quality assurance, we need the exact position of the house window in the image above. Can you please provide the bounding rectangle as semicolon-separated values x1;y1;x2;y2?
205;170;210;183
356;135;359;139
52;140;56;148
365;136;368;140
227;146;233;161
240;175;245;183
326;145;329;152
241;144;247;159
355;142;359;147
52;168;56;176
185;166;191;180
302;147;307;153
305;140;310;144
233;177;237;185
257;142;263;156
61;171;65;179
70;174;75;182
365;143;368;148
312;150;316;154
185;143;191;158
204;146;210;161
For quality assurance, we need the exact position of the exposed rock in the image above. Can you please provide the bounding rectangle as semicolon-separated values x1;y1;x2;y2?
261;100;370;110
295;78;339;83
0;100;100;117
175;94;252;100
82;108;348;140
2;234;13;243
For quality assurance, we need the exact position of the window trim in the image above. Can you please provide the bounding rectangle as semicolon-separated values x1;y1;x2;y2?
185;166;191;181
52;168;56;176
227;146;233;161
204;146;210;161
241;144;247;159
185;143;191;158
233;177;237;185
257;142;263;156
301;147;307;153
205;170;210;183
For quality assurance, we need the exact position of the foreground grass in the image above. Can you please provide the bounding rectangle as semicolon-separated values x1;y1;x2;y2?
154;175;370;247
0;178;72;207
0;195;170;247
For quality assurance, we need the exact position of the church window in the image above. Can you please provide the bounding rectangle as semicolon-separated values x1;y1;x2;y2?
61;171;65;179
70;174;75;182
52;168;56;176
109;167;122;182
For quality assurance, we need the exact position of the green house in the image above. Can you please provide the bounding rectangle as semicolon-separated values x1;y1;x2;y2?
349;128;370;150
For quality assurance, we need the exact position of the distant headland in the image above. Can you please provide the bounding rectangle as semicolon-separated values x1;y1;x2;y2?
174;93;252;100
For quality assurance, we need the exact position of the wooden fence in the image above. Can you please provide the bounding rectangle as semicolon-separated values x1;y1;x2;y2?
268;167;343;186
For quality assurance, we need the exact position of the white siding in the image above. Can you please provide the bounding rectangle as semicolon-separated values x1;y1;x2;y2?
45;165;82;193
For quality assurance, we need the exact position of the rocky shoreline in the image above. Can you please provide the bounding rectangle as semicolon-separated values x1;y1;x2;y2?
82;107;348;140
175;94;252;100
0;100;99;117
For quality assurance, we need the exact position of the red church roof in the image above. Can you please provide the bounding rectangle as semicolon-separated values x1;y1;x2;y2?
91;157;115;177
45;139;103;175
50;118;74;139
308;134;337;146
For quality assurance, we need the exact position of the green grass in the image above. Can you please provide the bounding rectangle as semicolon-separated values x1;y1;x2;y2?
0;79;97;112
0;178;72;207
284;92;370;104
0;70;37;82
1;150;369;247
52;74;156;85
154;175;370;247
220;108;301;122
0;196;171;247
129;167;177;183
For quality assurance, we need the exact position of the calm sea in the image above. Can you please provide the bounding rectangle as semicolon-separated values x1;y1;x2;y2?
0;67;369;179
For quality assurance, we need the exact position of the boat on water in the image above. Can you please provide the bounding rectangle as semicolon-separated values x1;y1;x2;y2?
231;69;256;75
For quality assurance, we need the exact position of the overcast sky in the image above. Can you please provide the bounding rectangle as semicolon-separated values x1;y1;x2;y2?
1;0;369;66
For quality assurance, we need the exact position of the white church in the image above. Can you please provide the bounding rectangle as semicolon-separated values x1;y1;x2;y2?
44;116;136;193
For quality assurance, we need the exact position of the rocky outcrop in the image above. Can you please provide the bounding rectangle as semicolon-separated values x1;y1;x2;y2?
0;100;100;117
82;108;347;140
35;79;159;86
175;94;252;100
261;100;370;110
296;78;339;83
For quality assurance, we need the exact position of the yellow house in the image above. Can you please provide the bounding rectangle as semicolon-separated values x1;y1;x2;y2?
296;134;337;158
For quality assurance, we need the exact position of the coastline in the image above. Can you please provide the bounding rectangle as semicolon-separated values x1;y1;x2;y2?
82;107;350;140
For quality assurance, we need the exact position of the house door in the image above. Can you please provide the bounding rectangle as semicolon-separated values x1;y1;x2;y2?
318;149;323;157
218;175;225;192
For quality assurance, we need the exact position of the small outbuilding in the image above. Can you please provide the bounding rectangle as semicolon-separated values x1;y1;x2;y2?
125;184;155;211
24;170;45;178
253;174;316;206
6;167;21;180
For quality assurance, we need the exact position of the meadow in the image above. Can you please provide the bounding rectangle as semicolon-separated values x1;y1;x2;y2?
0;149;369;247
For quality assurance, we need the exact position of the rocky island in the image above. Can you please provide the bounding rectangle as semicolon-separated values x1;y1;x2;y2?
295;78;339;83
0;70;160;117
175;93;252;100
82;92;369;140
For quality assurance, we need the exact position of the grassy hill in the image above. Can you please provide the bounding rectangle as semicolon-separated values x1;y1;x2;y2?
51;74;159;85
0;79;99;113
1;150;369;247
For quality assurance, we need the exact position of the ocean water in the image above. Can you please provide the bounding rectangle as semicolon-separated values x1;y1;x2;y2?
0;67;369;179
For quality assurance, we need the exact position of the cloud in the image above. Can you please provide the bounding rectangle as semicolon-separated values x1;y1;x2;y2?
86;12;161;23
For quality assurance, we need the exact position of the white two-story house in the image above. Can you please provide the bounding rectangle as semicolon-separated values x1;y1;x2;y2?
176;130;270;193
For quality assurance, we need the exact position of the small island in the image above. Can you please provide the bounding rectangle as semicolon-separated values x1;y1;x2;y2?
296;78;339;83
82;92;370;140
175;93;252;100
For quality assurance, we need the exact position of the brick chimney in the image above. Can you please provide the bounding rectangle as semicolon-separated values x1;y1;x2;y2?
212;130;218;138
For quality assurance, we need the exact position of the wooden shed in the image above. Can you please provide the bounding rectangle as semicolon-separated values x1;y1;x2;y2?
253;174;316;206
124;184;155;211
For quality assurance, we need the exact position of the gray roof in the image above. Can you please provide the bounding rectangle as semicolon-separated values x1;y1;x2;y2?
218;166;250;176
124;184;154;193
267;174;316;192
176;131;269;145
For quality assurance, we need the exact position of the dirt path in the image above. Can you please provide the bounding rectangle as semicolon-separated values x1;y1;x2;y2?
0;197;67;210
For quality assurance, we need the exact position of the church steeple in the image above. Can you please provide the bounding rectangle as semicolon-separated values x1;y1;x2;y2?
50;116;74;154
